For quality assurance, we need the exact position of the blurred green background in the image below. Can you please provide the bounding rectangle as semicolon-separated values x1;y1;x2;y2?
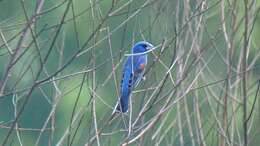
0;0;260;145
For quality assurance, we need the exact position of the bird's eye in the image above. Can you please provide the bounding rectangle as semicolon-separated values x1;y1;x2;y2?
142;44;147;48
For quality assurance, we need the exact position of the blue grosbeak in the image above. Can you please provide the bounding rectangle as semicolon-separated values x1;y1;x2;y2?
115;41;154;113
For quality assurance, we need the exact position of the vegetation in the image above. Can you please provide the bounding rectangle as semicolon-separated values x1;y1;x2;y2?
0;0;260;145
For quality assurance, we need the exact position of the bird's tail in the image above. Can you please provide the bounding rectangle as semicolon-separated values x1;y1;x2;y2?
109;96;130;124
114;96;128;113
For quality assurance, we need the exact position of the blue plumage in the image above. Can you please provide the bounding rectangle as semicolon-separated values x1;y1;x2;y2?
115;41;153;113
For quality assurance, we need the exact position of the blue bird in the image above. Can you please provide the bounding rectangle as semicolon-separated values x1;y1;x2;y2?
115;41;154;113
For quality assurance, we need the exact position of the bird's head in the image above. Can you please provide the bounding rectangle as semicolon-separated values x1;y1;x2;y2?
132;41;154;53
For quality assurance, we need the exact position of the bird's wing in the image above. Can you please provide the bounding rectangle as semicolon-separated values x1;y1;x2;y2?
116;59;134;113
120;66;133;95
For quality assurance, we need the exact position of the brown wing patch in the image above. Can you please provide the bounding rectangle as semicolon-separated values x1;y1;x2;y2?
139;63;145;70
